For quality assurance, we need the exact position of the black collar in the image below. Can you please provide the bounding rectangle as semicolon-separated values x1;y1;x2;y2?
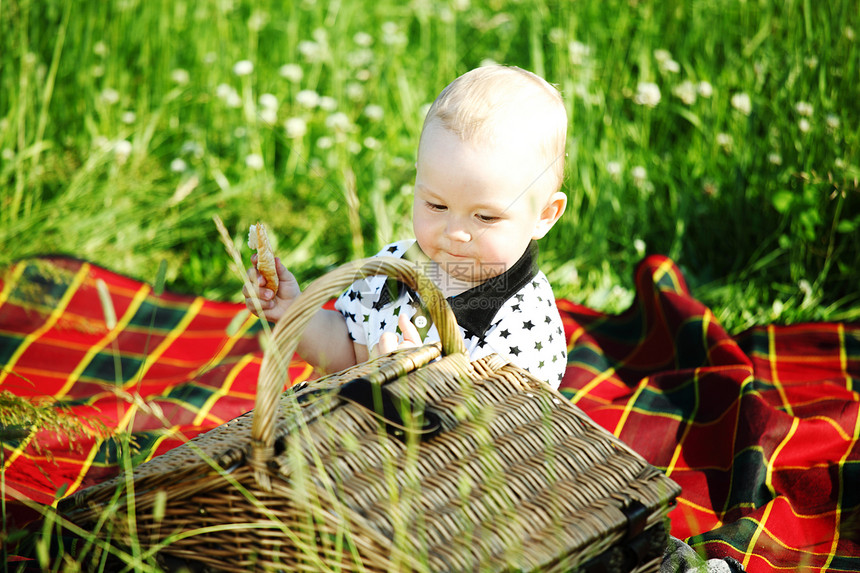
377;241;539;339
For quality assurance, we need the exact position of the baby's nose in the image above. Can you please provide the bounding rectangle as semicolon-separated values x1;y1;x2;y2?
445;218;471;242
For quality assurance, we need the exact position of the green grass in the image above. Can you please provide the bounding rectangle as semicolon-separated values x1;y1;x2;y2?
2;0;859;334
1;1;859;568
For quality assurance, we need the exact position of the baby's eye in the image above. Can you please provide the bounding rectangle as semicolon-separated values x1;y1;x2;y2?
476;213;500;223
425;201;447;211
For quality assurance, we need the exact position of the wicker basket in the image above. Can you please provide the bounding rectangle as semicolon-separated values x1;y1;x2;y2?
61;257;681;572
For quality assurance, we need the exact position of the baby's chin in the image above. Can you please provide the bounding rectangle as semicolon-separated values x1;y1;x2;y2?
417;242;506;285
438;259;506;285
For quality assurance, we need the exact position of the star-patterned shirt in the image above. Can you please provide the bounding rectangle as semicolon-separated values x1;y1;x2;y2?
334;240;568;388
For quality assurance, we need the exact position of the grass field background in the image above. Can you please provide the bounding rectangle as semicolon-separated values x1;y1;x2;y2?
2;0;858;334
2;1;860;569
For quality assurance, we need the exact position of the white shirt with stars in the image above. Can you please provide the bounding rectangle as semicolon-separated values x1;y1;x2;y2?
334;239;568;388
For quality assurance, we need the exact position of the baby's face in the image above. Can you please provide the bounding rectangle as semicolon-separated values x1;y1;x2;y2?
413;121;556;286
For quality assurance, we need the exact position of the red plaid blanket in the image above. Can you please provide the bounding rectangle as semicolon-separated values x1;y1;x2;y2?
2;255;858;571
558;257;860;571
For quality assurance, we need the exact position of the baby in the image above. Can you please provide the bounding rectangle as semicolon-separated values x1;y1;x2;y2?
245;65;569;387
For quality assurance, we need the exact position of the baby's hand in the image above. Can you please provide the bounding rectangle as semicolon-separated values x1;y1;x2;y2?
243;255;301;323
372;314;423;358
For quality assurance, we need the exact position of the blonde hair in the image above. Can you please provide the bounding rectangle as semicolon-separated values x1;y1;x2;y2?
419;65;568;193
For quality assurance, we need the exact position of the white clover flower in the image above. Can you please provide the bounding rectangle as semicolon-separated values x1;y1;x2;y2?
834;158;846;169
233;60;254;76
203;52;217;64
731;92;752;115
826;114;840;130
100;87;120;104
772;299;784;318
312;27;328;44
633;238;646;257
381;21;398;37
633;82;661;107
216;83;235;99
259;107;278;125
346;48;374;69
804;55;818;69
660;59;680;74
798;279;813;300
248;10;268;31
798;118;811;133
284;117;308;138
298;40;323;62
93;41;108;56
114;139;132;162
245;153;264;170
234;127;247;138
1;148;14;161
697;81;713;98
672;80;697;105
768;152;782;165
479;58;499;68
347;141;362;154
845;26;856;41
94;136;110;151
91;65;105;78
452;0;469;9
346;82;365;101
377;178;392;193
716;133;733;150
381;21;407;46
794;101;813;117
296;89;321;108
316;136;334;149
121;111;137;124
606;161;622;177
325;112;352;131
364;104;384;121
653;49;672;63
569;40;591;65
259;93;278;109
170;158;188;172
363;136;381;150
319;96;337;111
171;68;190;85
225;91;242;108
181;140;204;157
353;31;373;47
631;165;647;183
279;63;303;82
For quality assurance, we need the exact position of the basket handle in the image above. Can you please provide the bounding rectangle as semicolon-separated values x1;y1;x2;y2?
250;256;466;485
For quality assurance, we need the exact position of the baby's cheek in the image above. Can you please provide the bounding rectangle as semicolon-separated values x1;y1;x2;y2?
475;235;510;266
413;220;437;252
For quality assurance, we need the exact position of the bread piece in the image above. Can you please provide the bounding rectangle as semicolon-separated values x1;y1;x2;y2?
248;222;279;291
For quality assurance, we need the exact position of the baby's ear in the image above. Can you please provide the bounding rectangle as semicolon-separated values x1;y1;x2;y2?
532;191;567;240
